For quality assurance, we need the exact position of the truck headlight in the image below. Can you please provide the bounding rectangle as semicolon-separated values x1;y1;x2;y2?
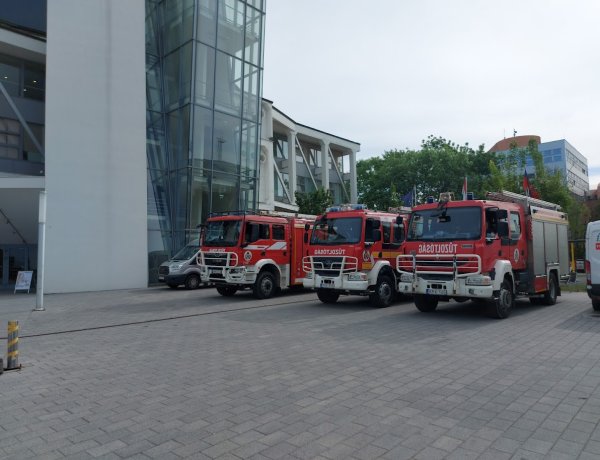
400;273;414;282
229;267;244;274
466;275;492;286
170;263;184;271
347;272;367;281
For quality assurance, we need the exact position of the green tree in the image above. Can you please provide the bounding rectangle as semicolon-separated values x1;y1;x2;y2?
295;188;333;215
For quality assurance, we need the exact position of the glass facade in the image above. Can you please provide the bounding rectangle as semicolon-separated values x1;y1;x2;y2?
145;0;265;282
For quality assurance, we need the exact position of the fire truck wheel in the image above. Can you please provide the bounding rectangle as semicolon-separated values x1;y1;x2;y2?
488;279;514;319
542;274;558;306
370;275;395;308
216;285;238;297
317;290;340;304
184;274;201;290
414;294;438;312
253;271;276;299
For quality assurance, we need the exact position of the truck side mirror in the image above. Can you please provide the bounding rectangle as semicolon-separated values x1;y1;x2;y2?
396;216;403;225
304;223;310;231
304;233;308;244
497;221;509;238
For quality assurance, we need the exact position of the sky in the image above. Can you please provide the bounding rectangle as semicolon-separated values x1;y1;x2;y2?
262;0;600;190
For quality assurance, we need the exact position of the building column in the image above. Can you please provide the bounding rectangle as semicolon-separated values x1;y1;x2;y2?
287;130;297;204
349;148;358;203
320;140;329;190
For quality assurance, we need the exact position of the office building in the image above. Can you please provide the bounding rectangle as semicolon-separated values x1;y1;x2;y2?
0;0;359;291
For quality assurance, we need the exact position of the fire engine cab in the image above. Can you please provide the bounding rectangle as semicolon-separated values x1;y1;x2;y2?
396;191;569;318
198;211;313;299
302;204;410;307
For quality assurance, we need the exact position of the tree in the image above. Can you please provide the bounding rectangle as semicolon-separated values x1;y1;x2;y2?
295;188;333;215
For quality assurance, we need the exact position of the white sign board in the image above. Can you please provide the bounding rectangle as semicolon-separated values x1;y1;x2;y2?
15;271;33;293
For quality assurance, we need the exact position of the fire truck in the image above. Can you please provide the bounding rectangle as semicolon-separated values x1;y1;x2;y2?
302;204;410;307
198;211;313;299
396;190;569;318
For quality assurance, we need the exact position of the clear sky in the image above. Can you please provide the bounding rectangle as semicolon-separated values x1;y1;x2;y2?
263;0;600;190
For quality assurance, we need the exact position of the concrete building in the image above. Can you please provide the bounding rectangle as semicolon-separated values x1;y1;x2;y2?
489;135;589;197
0;0;358;292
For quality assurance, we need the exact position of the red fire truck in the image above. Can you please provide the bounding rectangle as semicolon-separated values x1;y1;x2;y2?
198;212;313;299
396;190;569;318
302;204;410;307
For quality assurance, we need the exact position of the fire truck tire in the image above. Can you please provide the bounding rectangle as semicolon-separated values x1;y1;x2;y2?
593;300;600;311
184;274;201;290
488;279;514;319
317;290;340;304
253;271;276;299
370;275;395;307
542;274;558;306
216;285;238;297
414;294;438;312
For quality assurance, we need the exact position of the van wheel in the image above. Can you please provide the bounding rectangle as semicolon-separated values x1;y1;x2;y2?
370;275;394;307
216;286;237;297
253;271;276;299
184;274;200;290
542;274;557;306
317;290;339;304
414;294;438;312
488;279;513;318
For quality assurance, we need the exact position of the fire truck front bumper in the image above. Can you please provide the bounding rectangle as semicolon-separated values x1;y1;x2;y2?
303;272;369;293
397;274;494;299
200;266;257;285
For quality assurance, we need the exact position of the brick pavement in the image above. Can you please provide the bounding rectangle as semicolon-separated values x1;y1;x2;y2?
0;287;599;459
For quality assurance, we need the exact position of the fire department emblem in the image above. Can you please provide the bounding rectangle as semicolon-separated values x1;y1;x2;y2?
514;249;519;262
362;250;371;262
244;250;252;261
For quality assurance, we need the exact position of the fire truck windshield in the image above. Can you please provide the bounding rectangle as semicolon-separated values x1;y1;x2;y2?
203;220;241;247
310;217;362;245
408;207;481;241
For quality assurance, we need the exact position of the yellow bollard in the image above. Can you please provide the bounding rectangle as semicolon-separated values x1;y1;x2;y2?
7;321;20;370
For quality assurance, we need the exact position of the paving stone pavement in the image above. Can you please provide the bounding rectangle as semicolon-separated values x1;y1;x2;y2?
0;286;599;459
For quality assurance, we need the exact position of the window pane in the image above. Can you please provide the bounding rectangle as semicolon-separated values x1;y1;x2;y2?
217;0;244;57
210;171;239;212
197;0;217;46
213;111;241;174
242;63;259;121
194;43;215;108
0;55;20;97
215;51;242;115
244;6;261;65
23;61;44;101
192;106;213;170
191;169;210;226
240;120;257;177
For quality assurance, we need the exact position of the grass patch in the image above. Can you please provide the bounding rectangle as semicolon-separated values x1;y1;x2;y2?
561;282;587;293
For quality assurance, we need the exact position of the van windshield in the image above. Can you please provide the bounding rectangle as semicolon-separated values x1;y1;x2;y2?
204;220;242;247
310;217;362;245
172;241;199;260
408;207;481;241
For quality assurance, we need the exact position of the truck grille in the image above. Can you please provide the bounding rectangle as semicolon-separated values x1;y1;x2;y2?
303;256;358;276
397;254;481;277
199;251;239;268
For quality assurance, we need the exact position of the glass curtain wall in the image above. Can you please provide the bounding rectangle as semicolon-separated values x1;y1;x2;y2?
145;0;264;282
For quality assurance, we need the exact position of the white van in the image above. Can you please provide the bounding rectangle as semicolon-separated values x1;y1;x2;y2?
585;220;600;311
158;239;205;289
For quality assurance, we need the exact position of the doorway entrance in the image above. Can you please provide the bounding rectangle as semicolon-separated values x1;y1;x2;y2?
0;245;36;289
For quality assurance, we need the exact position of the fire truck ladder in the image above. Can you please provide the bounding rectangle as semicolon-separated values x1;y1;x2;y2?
485;190;561;211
